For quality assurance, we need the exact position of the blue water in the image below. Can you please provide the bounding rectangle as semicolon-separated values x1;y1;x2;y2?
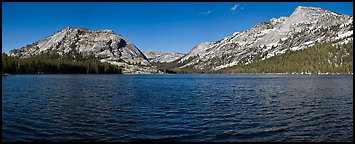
2;74;353;142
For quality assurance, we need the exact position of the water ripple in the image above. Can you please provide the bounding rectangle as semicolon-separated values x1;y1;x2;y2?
2;74;353;142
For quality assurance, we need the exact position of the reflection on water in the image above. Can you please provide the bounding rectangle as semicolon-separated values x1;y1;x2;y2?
2;74;353;142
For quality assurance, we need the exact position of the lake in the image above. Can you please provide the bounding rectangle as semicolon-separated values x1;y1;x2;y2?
2;74;353;142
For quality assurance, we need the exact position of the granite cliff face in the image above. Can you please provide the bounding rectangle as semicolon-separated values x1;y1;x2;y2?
176;6;353;70
9;27;159;74
144;50;185;63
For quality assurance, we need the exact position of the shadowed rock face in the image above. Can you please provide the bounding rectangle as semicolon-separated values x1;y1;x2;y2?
9;27;159;74
176;6;353;70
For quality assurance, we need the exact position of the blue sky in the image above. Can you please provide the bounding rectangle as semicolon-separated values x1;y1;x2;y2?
2;2;353;54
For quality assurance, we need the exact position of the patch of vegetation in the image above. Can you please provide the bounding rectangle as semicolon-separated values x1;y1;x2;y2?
218;40;353;74
2;50;122;74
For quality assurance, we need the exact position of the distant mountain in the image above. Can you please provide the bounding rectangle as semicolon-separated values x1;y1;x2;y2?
8;27;159;74
144;50;185;63
175;6;353;71
6;6;353;74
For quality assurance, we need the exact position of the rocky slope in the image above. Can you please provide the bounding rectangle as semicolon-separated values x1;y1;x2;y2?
144;50;185;63
9;27;159;74
176;6;353;70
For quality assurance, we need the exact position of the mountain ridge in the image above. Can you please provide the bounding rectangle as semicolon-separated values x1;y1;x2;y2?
144;50;185;63
172;6;353;71
5;6;353;74
8;26;159;74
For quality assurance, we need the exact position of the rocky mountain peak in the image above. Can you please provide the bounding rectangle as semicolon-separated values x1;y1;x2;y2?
291;6;333;17
64;26;73;30
288;6;347;25
144;50;185;63
96;29;114;34
294;6;320;12
9;27;159;74
287;6;323;24
174;6;353;70
269;16;288;25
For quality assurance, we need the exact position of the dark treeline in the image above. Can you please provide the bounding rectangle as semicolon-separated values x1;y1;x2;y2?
2;51;122;74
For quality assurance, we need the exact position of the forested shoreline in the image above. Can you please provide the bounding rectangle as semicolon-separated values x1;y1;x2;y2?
2;41;352;75
2;51;122;74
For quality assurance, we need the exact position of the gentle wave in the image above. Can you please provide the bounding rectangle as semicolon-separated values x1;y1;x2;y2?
2;74;353;142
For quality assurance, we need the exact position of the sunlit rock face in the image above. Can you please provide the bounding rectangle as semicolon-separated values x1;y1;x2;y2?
176;6;353;70
9;27;160;74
